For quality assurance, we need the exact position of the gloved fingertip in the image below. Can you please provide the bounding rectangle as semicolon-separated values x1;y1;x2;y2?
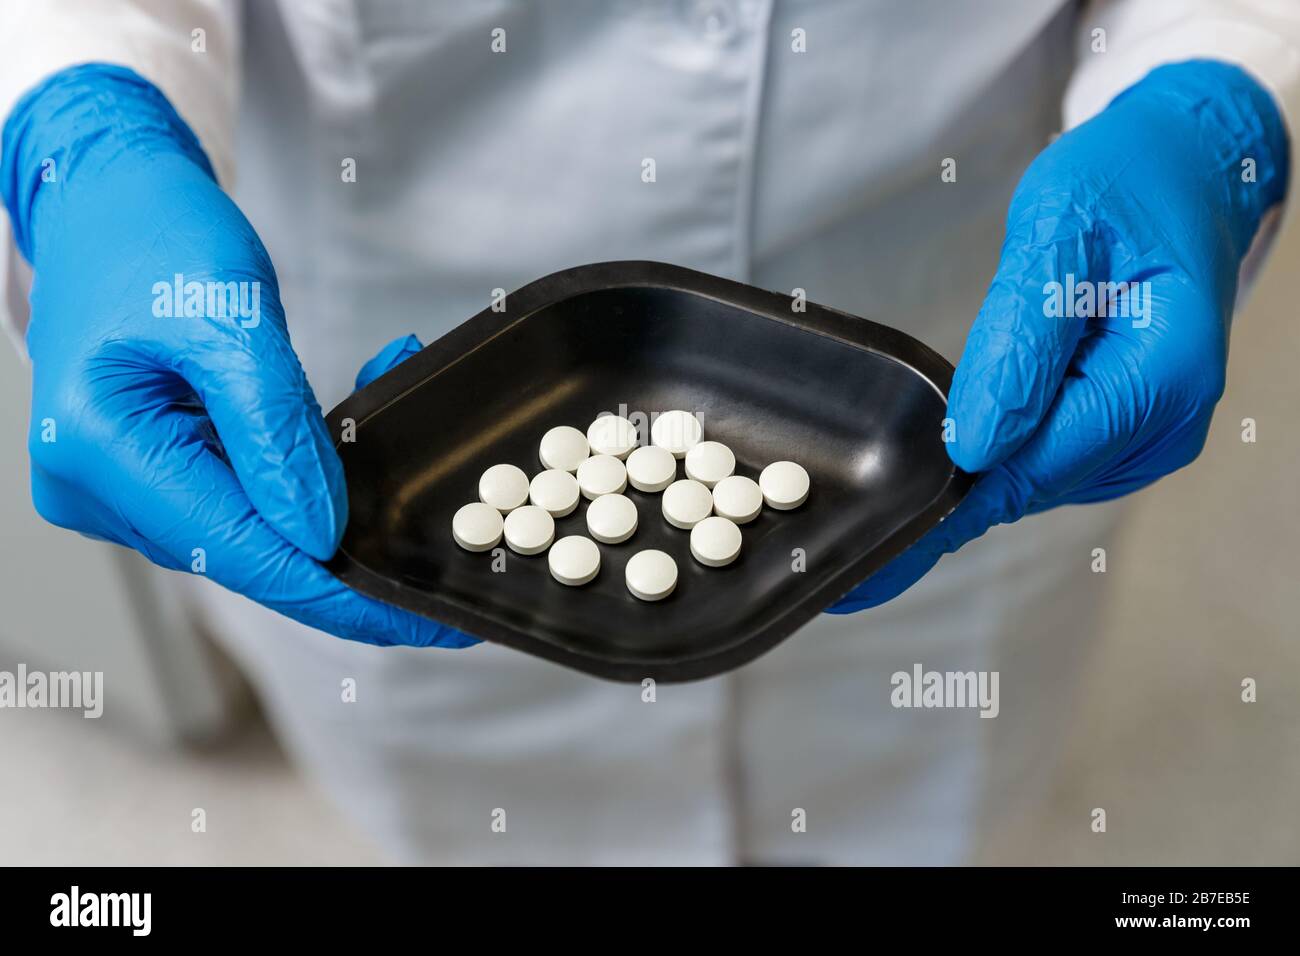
826;571;924;613
946;434;1001;475
944;373;1024;474
435;631;482;650
826;545;944;613
385;608;480;649
356;334;424;390
270;503;344;562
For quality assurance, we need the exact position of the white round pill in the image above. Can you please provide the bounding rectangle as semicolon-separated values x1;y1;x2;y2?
662;478;714;529
577;454;628;499
759;460;810;510
586;414;639;459
503;505;555;555
625;549;678;602
625;445;677;493
690;515;742;567
684;440;735;488
478;463;530;513
548;535;601;586
651;410;703;458
539;425;589;473
529;469;580;517
586;493;638;544
452;502;504;552
712;475;763;524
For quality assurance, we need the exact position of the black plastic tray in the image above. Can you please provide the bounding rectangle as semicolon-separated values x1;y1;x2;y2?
325;261;972;681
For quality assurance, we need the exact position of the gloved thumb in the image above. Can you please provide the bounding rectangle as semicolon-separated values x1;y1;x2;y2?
946;172;1093;473
170;322;347;562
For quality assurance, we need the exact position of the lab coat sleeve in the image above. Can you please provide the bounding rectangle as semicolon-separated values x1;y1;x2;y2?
0;0;240;352
1065;0;1300;295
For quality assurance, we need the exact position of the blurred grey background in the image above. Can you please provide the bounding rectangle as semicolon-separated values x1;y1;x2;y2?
1;220;1296;865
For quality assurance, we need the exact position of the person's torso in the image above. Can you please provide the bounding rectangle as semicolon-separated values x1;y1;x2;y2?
212;0;1103;865
236;0;1076;406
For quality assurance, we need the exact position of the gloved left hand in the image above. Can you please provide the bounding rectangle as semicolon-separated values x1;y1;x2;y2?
2;64;475;648
833;59;1288;612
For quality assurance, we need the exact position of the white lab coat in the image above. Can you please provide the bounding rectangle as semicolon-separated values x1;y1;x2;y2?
2;0;1297;864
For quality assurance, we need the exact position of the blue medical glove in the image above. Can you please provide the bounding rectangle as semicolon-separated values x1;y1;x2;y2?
355;334;425;390
2;64;473;648
833;60;1288;612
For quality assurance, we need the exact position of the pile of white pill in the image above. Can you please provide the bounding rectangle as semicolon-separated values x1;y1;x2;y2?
450;410;810;602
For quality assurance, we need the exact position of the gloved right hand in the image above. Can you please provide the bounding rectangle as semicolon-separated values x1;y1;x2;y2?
1;64;474;648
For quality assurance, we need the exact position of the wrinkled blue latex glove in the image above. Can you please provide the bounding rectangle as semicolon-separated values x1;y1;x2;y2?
355;333;425;391
833;60;1288;612
2;64;474;648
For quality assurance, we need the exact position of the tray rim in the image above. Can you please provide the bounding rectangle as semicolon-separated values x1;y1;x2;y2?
325;260;976;682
